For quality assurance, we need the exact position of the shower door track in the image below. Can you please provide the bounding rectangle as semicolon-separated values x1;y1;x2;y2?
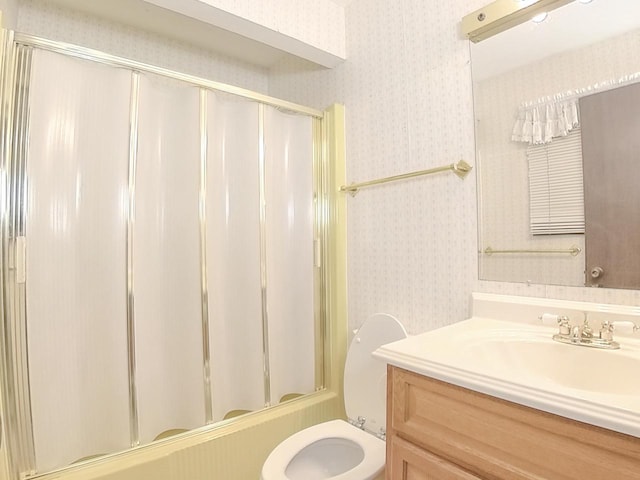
13;33;324;119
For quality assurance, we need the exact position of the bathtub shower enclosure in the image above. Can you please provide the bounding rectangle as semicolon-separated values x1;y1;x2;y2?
0;31;334;479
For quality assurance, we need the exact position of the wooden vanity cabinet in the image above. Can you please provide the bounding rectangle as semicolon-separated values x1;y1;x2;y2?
386;366;640;480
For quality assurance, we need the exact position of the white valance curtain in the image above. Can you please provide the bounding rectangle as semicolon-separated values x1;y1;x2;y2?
511;71;640;145
511;99;579;145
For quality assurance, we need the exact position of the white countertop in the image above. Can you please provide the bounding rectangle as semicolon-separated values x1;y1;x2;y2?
374;315;640;438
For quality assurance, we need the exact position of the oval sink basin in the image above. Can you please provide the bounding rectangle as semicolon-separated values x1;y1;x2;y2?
463;338;640;396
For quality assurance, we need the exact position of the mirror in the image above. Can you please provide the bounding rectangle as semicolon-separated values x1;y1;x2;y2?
472;0;640;288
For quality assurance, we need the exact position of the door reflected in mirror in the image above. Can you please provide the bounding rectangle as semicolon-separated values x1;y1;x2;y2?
472;0;640;288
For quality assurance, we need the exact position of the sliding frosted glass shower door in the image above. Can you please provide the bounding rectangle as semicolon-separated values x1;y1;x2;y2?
206;92;264;419
7;38;325;477
264;107;315;404
134;74;205;443
25;50;132;472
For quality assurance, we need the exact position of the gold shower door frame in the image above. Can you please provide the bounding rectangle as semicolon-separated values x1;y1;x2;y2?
0;30;337;479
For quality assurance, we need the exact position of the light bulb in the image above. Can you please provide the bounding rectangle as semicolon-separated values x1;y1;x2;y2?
531;12;548;23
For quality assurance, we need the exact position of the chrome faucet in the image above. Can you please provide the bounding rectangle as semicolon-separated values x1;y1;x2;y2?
557;315;571;335
544;312;639;349
551;314;623;350
599;320;614;342
581;315;594;339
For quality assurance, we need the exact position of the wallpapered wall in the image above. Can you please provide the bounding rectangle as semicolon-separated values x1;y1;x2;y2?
17;0;270;93
16;0;640;336
269;0;640;334
269;0;484;334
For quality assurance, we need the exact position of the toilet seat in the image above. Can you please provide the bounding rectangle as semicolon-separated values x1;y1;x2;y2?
261;419;385;480
261;313;407;480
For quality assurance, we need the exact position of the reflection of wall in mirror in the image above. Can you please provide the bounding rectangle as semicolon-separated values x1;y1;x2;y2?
475;28;640;286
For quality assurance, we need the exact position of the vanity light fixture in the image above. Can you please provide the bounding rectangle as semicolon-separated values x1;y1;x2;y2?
462;0;573;43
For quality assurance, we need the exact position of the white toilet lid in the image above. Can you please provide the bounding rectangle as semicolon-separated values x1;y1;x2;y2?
344;313;407;435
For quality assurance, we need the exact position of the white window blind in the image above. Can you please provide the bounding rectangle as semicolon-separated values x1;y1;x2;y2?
527;127;585;235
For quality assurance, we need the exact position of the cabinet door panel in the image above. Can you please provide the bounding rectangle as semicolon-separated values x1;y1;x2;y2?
388;366;640;480
388;435;482;480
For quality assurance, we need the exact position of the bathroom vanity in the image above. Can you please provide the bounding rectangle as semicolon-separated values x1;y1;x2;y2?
375;293;640;479
385;366;640;479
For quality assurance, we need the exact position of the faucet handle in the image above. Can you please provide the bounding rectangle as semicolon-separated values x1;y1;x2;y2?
599;320;614;341
557;315;571;336
612;321;640;335
539;313;572;336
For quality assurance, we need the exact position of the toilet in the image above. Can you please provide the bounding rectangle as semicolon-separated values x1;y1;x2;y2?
261;313;407;480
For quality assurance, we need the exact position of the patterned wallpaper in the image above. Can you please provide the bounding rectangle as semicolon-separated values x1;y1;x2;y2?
269;0;485;335
269;0;640;334
16;0;270;93
0;0;18;27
